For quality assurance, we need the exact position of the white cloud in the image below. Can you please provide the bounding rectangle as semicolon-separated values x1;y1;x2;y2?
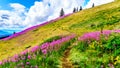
0;0;85;29
10;3;26;13
0;3;27;29
0;0;115;30
24;0;85;27
85;0;114;8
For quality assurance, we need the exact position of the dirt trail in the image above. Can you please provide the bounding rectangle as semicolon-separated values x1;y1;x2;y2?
61;45;73;68
61;42;77;68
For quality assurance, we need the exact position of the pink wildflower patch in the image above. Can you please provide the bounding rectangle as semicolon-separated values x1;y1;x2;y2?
0;61;2;65
78;30;120;42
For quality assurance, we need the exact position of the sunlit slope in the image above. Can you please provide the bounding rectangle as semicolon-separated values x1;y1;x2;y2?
0;0;120;61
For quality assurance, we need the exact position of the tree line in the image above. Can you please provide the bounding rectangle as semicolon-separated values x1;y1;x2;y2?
60;3;95;17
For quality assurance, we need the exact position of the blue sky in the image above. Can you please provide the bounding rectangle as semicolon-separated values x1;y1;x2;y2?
0;0;91;10
0;0;42;10
0;0;114;34
84;0;90;6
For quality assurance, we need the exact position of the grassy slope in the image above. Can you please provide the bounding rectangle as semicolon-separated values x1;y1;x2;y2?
0;0;120;61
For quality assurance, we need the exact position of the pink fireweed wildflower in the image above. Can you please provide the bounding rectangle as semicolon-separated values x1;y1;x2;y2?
9;54;19;62
13;54;19;59
28;55;31;59
0;34;75;65
102;30;112;37
30;45;40;53
11;58;17;62
40;43;49;50
42;49;47;55
113;30;120;33
21;56;26;60
78;31;100;41
40;34;75;55
26;62;30;65
78;30;120;42
20;49;28;55
3;59;8;63
0;61;2;65
34;65;38;68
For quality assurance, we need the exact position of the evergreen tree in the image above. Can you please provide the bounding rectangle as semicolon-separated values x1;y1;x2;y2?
60;8;64;17
73;8;76;13
79;6;82;11
13;32;16;34
92;3;95;7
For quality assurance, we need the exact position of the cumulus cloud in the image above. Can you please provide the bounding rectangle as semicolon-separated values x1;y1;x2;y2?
10;3;26;13
0;0;115;30
85;0;114;8
0;3;27;30
24;0;85;27
0;0;85;29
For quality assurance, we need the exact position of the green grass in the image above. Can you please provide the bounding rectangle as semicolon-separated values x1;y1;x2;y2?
0;36;75;68
69;33;120;67
0;0;120;63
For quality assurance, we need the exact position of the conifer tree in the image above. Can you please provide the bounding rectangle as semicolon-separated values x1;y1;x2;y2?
13;32;16;34
60;8;64;17
79;6;82;11
92;3;95;7
73;8;76;13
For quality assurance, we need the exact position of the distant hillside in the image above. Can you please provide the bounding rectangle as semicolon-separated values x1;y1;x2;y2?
0;29;21;39
0;0;120;62
0;30;11;39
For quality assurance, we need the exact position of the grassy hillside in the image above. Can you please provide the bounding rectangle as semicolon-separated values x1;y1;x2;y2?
0;0;120;66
